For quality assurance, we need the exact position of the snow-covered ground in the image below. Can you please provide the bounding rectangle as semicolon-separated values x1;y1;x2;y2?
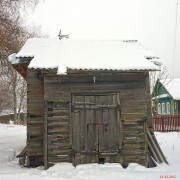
0;123;179;180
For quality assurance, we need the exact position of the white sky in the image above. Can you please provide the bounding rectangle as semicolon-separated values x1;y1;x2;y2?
27;0;180;78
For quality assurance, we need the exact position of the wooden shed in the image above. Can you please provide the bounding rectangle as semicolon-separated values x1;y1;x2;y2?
10;38;168;169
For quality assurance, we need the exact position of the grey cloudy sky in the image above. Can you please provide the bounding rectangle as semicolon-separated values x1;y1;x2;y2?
28;0;180;78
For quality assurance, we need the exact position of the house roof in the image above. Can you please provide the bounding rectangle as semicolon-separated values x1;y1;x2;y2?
160;78;180;100
12;38;160;74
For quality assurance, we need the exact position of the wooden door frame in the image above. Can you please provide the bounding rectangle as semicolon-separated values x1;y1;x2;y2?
71;91;122;164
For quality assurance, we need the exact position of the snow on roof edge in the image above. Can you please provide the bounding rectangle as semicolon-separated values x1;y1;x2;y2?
160;78;180;100
16;38;160;74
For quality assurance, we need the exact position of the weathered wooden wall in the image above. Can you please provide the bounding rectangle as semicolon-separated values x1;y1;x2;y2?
42;71;151;168
71;92;121;166
44;101;72;168
27;69;44;166
27;68;57;167
122;119;147;167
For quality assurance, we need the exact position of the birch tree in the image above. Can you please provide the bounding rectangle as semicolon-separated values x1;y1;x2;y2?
0;0;40;123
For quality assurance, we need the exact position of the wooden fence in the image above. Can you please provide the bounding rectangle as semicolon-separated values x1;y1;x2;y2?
153;115;180;132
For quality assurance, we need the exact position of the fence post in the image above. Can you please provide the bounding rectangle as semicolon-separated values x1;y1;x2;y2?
174;115;176;131
154;114;180;132
162;115;164;132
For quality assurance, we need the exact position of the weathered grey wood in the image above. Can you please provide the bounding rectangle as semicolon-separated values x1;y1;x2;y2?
121;118;147;167
44;102;48;169
145;72;153;128
147;129;168;164
45;70;146;166
48;122;68;127
26;69;45;167
24;68;165;168
48;116;70;121
44;98;72;166
71;92;122;165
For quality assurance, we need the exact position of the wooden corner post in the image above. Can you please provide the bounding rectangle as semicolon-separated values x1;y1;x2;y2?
44;101;48;169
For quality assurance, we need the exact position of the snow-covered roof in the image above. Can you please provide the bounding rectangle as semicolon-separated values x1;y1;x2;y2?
160;78;180;100
14;38;160;74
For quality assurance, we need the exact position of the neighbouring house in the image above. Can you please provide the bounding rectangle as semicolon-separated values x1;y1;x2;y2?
9;38;168;169
152;78;180;115
152;78;180;132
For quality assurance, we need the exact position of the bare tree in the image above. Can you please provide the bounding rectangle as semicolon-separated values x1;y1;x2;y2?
0;74;13;114
16;75;27;122
0;0;41;123
150;66;169;92
150;65;170;115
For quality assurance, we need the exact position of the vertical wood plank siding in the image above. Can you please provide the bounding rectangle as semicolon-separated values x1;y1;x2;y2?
27;68;57;167
42;72;150;168
145;72;152;128
27;69;44;166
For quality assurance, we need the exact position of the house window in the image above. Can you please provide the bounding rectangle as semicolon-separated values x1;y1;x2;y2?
162;103;166;114
157;103;161;114
166;102;170;114
174;101;177;110
174;101;177;114
171;101;174;114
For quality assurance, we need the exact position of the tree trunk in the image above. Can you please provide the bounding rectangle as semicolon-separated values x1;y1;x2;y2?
13;72;18;124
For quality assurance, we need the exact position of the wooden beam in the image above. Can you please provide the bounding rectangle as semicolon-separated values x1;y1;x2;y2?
44;102;48;169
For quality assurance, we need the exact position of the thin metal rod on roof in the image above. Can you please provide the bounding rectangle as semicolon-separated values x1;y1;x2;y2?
58;29;69;40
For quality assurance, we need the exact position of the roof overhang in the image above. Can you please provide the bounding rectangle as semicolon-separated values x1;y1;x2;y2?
152;94;171;100
8;54;32;80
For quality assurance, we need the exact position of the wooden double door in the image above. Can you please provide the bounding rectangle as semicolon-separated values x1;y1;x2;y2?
72;92;122;164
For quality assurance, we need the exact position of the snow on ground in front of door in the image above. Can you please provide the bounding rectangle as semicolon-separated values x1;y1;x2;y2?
0;123;180;180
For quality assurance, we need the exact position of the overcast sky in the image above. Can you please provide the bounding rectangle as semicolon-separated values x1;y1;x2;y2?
28;0;180;78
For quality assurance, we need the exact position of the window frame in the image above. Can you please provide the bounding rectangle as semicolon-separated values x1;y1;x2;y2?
166;102;170;114
162;103;166;114
157;103;161;114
